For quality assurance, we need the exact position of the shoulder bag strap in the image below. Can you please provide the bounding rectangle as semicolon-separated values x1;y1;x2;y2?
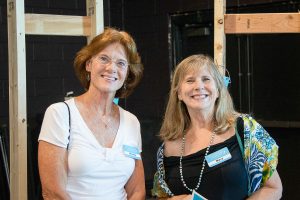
235;116;245;157
62;101;71;149
235;116;252;195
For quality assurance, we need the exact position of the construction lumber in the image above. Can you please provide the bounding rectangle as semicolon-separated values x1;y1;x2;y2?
7;0;28;199
25;14;91;36
225;13;300;34
214;0;226;74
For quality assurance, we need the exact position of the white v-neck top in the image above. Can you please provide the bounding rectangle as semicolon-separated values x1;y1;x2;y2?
38;98;142;200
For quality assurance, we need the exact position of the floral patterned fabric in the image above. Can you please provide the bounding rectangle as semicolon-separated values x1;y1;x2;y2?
151;114;279;197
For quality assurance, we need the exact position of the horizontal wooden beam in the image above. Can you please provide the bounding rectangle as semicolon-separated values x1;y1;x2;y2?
225;13;300;34
25;14;91;36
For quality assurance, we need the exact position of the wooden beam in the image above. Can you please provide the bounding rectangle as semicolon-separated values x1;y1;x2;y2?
225;13;300;34
25;14;91;36
7;0;27;199
214;0;226;74
86;0;104;43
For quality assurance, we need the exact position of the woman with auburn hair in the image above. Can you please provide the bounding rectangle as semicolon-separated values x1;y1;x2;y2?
38;27;145;200
152;54;282;200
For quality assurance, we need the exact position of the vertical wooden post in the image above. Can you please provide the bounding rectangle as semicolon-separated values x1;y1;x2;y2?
7;0;27;199
86;0;104;42
214;0;226;74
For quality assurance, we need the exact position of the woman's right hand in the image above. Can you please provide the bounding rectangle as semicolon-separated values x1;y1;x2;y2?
168;194;192;200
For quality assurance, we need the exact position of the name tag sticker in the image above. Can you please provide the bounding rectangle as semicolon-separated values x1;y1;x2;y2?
123;145;141;160
205;147;232;167
192;190;208;200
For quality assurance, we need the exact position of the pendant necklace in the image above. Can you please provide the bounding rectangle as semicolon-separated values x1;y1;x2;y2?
100;114;113;128
96;106;117;146
179;130;216;192
99;105;116;128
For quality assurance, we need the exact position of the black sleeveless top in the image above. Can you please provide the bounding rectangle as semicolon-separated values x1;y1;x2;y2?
164;135;248;200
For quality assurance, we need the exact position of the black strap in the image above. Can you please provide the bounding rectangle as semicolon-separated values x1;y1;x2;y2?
236;116;244;146
235;116;245;158
62;102;71;148
236;116;251;195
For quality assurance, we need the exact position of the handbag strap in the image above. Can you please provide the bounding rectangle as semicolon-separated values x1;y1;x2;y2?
235;116;252;195
62;101;71;149
235;116;245;157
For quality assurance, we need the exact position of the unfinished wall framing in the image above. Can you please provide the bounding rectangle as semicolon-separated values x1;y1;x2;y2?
214;0;300;71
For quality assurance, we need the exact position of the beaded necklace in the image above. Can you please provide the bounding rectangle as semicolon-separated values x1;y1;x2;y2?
179;131;216;192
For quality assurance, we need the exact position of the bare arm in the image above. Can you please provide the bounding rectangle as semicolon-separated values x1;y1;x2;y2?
247;170;282;200
125;159;146;200
159;195;192;200
38;141;71;200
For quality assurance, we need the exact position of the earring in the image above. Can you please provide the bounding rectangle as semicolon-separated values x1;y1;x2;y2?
87;73;90;81
123;83;127;90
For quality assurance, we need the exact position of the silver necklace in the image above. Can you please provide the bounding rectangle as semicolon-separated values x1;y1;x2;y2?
100;114;113;128
179;131;216;192
92;106;118;146
98;105;116;128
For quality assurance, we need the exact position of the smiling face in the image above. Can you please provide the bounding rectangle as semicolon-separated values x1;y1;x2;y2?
177;66;219;115
86;43;128;95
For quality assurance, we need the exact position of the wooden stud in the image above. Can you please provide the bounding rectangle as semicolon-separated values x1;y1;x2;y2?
225;13;300;34
214;0;226;74
7;0;27;199
86;0;104;43
25;14;91;36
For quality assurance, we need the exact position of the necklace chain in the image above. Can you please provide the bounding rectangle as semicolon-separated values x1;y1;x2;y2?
179;131;216;193
100;114;113;128
90;105;118;146
97;105;116;128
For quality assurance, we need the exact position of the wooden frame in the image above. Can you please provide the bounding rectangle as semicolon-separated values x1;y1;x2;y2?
25;14;91;36
214;0;226;73
214;0;300;71
7;0;103;199
7;1;27;199
213;0;300;127
225;13;300;34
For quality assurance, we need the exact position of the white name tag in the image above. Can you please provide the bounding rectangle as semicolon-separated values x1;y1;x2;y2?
205;147;232;167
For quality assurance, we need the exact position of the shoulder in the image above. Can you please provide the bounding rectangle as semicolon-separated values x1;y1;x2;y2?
240;113;278;155
238;114;260;133
45;102;69;116
119;106;140;125
239;114;268;136
164;139;181;157
239;113;254;123
118;106;142;150
47;100;72;111
41;101;72;128
39;102;71;148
